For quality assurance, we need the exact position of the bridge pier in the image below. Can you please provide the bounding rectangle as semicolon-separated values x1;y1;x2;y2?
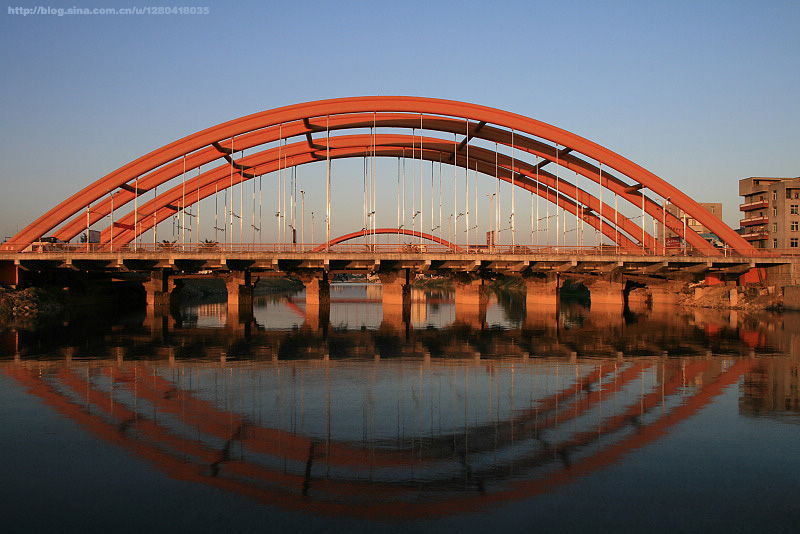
518;273;559;329
0;261;19;288
586;275;626;309
144;269;182;314
378;270;411;329
224;270;254;314
523;273;559;306
296;270;330;332
453;277;488;326
143;270;183;333
299;270;330;307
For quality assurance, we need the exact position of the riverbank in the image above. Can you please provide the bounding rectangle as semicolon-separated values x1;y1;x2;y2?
0;287;65;319
674;282;783;311
0;282;145;329
0;277;306;323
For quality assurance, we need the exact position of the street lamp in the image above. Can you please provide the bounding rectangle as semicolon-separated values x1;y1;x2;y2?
662;197;670;255
486;193;496;250
300;190;305;249
311;211;315;245
107;189;117;252
447;214;454;246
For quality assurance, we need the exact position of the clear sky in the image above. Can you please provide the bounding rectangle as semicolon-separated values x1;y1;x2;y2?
1;0;798;242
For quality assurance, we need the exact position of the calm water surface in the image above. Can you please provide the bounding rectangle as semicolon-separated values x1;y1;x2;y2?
1;284;799;533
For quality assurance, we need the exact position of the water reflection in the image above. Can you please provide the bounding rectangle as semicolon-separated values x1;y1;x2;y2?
2;353;763;519
1;285;799;528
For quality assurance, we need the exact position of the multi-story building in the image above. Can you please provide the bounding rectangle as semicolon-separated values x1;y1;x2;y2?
656;202;724;248
739;177;800;250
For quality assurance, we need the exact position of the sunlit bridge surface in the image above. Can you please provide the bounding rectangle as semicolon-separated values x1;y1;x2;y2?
2;288;799;532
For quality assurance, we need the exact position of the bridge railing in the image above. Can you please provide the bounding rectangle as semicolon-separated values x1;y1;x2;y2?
5;241;793;258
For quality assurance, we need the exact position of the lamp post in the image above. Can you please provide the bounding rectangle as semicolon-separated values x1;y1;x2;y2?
447;214;453;246
300;190;305;249
86;203;91;252
486;193;495;251
683;213;687;256
663;197;670;255
311;211;314;245
108;189;117;252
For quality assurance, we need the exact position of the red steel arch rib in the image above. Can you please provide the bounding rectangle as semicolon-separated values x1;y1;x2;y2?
43;115;679;251
3;97;755;256
101;136;645;252
311;228;465;253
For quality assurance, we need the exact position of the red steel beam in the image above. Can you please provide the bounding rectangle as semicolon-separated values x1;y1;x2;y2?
102;135;646;252
5;97;753;255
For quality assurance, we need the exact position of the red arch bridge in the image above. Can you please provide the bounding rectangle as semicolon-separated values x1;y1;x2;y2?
0;96;795;311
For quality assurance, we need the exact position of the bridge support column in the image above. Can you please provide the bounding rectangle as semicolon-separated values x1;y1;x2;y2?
453;276;488;326
378;270;411;329
297;270;330;331
225;270;254;324
144;269;180;314
0;261;19;288
521;273;559;328
587;275;625;309
143;270;183;333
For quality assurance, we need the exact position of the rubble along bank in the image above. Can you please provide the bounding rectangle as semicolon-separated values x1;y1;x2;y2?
670;283;784;311
0;287;65;320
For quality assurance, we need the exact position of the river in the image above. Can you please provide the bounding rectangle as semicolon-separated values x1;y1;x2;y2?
1;283;798;533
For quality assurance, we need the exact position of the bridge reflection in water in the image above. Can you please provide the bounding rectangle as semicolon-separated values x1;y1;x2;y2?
4;285;799;524
3;355;753;520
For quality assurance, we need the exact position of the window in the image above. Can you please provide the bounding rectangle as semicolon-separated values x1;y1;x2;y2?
792;238;799;248
774;239;779;248
773;191;778;200
774;223;779;232
795;192;799;199
793;205;799;215
774;207;779;216
792;221;799;231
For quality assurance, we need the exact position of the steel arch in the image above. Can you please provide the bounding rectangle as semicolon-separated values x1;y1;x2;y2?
99;135;644;252
4;96;753;255
311;228;465;253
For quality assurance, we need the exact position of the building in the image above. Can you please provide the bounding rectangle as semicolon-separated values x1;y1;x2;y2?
739;177;800;250
657;202;724;249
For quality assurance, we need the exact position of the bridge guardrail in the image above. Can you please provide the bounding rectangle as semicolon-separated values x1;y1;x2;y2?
2;241;795;258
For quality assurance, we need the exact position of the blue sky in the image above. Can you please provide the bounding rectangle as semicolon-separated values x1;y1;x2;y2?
1;0;798;242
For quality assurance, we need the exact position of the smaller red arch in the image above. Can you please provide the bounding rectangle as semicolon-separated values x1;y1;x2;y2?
312;228;464;253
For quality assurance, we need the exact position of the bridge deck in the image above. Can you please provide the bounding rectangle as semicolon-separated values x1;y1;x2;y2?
1;248;790;278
